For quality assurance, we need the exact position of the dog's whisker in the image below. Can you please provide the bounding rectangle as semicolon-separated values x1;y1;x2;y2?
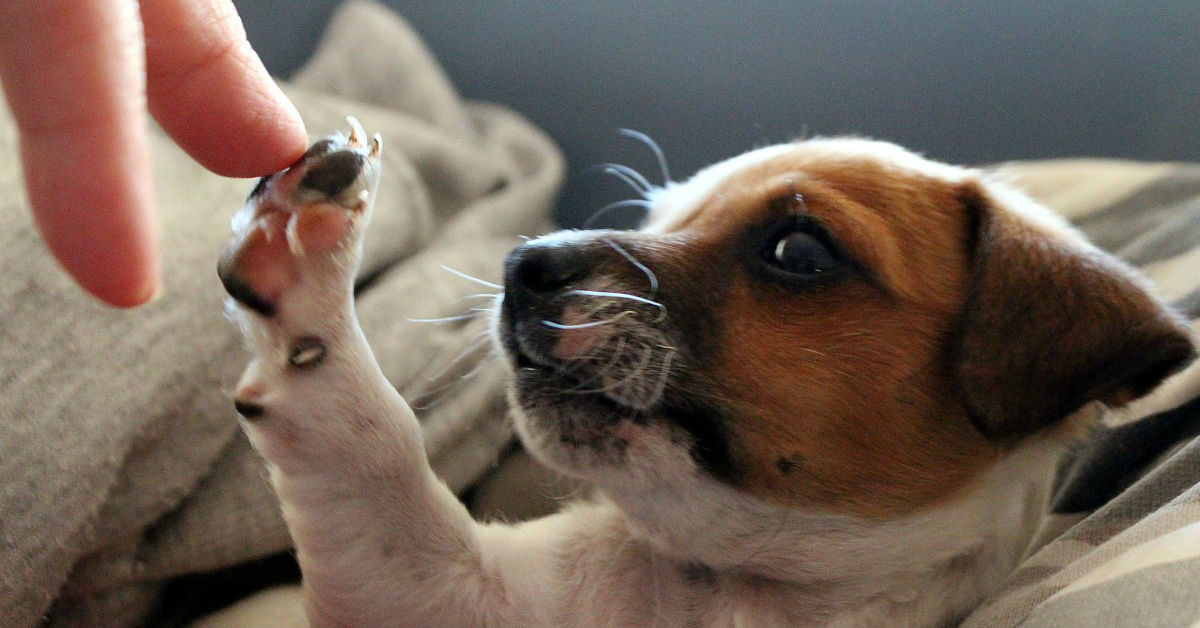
576;337;629;392
448;333;494;369
583;199;653;230
411;339;497;410
579;298;621;321
408;312;481;324
602;238;659;295
542;310;635;330
420;353;500;408
618;128;672;185
629;342;660;386
650;347;676;399
457;351;499;381
422;333;494;383
438;264;502;289
543;320;606;331
568;290;664;312
546;476;590;503
602;163;655;193
600;343;656;398
557;336;631;395
598;164;654;199
461;292;502;301
568;339;661;399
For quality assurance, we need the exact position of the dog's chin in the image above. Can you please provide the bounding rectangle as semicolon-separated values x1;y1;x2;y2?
505;355;743;502
499;345;680;483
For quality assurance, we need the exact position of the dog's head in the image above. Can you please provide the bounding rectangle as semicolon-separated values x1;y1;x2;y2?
496;138;1195;520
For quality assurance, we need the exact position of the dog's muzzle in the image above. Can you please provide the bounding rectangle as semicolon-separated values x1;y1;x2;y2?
501;239;599;364
505;240;596;311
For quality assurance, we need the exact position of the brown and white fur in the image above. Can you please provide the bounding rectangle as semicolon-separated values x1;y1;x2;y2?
217;122;1195;627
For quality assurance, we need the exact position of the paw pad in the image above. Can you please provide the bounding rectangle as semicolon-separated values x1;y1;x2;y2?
218;117;382;317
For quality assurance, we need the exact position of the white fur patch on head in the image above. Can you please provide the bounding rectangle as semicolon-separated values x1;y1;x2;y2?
642;144;796;233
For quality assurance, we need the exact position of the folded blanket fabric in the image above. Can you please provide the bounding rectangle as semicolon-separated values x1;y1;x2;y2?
0;2;561;626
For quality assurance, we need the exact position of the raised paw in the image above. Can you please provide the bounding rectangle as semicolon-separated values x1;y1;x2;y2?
218;117;382;317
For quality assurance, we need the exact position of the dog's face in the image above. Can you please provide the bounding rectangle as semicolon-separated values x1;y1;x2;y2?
497;139;1194;520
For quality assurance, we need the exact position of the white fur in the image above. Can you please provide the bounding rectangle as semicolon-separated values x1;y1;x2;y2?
228;138;1084;627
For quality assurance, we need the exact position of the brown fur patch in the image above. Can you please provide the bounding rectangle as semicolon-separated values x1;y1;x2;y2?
952;183;1196;440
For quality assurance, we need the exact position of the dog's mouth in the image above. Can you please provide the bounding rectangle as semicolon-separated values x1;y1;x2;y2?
502;311;738;479
499;289;678;413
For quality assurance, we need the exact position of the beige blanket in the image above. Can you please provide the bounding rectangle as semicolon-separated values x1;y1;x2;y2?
0;2;562;625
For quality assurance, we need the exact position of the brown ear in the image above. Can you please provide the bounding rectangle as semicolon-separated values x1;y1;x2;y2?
952;182;1196;440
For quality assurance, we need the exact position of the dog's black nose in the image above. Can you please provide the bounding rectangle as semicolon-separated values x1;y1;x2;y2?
505;241;592;298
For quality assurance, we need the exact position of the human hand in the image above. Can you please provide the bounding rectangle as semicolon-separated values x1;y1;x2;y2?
0;0;308;307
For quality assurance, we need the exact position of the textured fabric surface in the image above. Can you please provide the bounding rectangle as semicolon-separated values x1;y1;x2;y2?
0;2;561;626
958;160;1200;627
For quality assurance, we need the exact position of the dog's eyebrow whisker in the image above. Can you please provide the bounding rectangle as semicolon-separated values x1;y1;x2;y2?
437;264;503;289
602;238;659;295
598;164;654;199
583;199;653;230
618;128;672;185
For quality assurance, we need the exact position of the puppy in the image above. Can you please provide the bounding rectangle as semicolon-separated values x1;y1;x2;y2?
218;123;1195;627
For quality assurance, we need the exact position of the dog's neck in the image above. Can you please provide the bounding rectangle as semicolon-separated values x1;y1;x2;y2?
600;436;1064;624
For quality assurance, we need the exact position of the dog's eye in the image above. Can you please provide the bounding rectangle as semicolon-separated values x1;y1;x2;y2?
770;231;841;275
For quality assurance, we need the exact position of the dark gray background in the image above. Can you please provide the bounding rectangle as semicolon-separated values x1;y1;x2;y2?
235;1;1200;228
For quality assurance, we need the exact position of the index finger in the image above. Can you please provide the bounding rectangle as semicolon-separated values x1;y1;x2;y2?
141;0;307;177
0;0;159;307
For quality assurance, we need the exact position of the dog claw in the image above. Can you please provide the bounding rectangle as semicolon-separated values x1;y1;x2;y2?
285;215;307;257
347;116;366;146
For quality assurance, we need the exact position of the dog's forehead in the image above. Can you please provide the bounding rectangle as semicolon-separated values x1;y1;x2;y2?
642;139;966;233
641;144;796;233
641;138;1087;250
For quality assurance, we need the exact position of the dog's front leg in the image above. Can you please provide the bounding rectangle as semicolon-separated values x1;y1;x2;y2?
237;319;490;626
216;124;515;627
